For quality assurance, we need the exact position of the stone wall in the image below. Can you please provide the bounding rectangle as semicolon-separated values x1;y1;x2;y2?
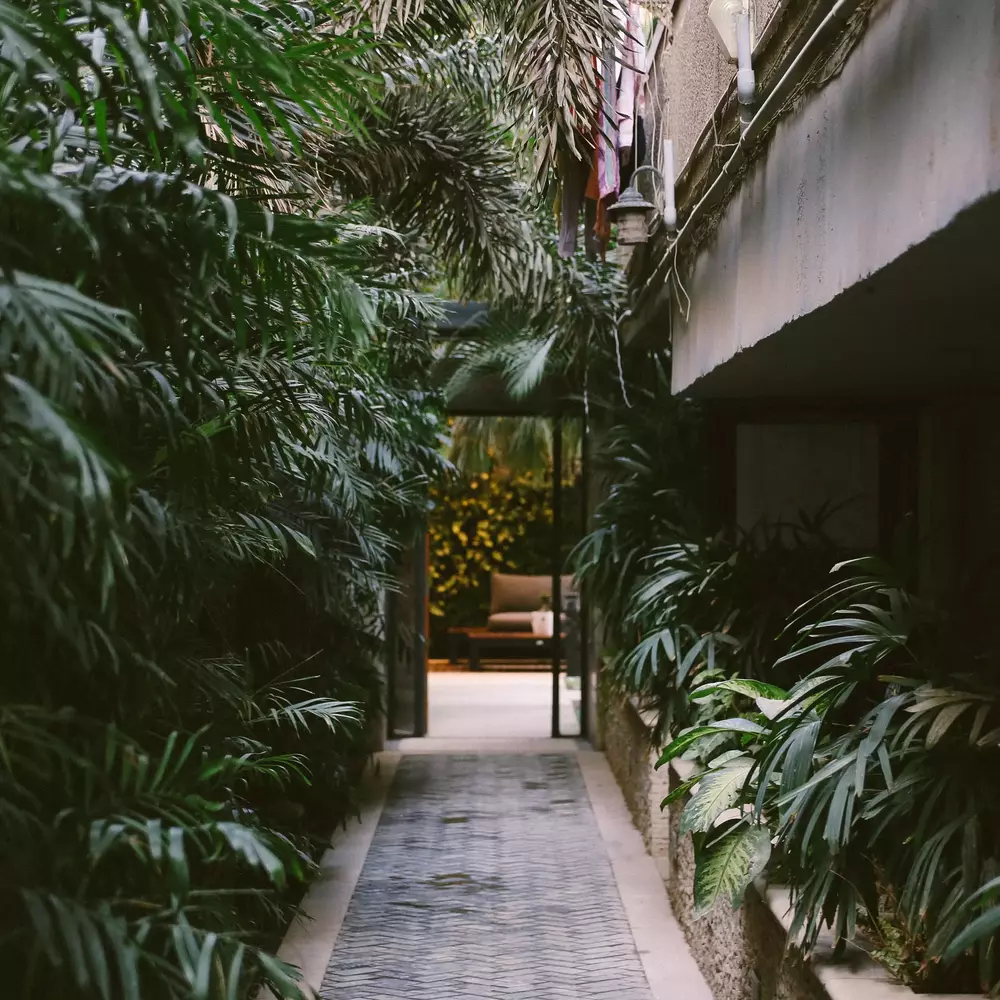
602;688;829;1000
665;771;827;1000
598;683;671;862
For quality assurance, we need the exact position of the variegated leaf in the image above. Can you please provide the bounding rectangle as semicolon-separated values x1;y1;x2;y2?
693;824;772;918
680;758;753;835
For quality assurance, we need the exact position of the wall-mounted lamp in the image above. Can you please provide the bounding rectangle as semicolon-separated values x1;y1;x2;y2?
608;154;680;270
608;178;656;271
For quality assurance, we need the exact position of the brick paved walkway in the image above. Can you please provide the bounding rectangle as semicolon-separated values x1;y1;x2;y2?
319;754;655;999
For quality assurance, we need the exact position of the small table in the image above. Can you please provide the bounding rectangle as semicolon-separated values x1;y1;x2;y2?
447;627;563;671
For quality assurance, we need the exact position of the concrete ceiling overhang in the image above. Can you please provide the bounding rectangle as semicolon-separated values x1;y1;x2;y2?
626;0;1000;402
679;191;1000;401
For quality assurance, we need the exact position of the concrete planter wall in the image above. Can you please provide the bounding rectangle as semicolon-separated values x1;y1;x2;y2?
598;685;672;866
599;688;970;1000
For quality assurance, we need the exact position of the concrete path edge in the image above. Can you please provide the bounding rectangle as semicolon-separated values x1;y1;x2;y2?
270;751;401;998
577;750;714;1000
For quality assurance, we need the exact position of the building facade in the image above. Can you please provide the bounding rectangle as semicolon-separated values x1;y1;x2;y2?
627;0;1000;593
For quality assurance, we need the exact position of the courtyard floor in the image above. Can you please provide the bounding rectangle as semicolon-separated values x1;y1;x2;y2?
427;671;580;739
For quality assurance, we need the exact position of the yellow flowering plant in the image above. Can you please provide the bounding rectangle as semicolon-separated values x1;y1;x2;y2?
427;467;579;655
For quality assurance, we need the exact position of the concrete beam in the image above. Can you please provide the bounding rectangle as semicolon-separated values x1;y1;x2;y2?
668;0;1000;396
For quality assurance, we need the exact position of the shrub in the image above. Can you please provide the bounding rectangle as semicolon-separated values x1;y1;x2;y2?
660;557;1000;993
0;1;443;994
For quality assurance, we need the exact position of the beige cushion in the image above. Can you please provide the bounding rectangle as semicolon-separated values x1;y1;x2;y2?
487;612;536;632
489;573;575;614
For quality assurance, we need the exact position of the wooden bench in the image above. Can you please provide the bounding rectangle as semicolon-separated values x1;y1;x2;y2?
447;626;563;671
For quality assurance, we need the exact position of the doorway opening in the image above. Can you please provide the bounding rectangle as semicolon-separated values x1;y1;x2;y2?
425;415;585;739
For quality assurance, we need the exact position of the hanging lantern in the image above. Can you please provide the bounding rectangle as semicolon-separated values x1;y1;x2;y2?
608;183;655;270
609;184;655;247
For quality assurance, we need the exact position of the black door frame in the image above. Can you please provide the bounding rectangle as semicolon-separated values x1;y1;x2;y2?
386;538;429;739
550;416;563;738
412;408;589;741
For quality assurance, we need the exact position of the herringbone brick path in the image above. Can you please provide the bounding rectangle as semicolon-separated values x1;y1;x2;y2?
320;754;654;999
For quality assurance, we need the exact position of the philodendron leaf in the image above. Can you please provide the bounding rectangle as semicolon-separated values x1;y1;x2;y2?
756;698;789;720
680;758;753;835
690;678;788;702
693;824;772;918
657;718;764;767
708;750;747;769
680;730;731;762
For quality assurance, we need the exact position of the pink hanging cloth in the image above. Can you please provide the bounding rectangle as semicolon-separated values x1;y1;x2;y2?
595;43;620;200
617;2;646;154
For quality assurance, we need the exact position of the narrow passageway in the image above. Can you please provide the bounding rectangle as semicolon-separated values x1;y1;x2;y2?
317;748;662;999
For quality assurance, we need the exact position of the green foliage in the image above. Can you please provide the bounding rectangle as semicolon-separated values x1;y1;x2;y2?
678;754;755;836
588;508;845;739
7;717;317;1000
692;822;771;919
2;0;639;993
659;559;1000;992
442;239;630;403
358;0;627;185
555;302;1000;988
570;354;705;647
448;416;582;479
0;0;465;995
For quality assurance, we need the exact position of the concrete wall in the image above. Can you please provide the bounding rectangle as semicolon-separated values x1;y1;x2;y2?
598;684;672;861
601;691;830;1000
665;793;829;1000
647;0;782;175
736;423;879;549
668;0;1000;393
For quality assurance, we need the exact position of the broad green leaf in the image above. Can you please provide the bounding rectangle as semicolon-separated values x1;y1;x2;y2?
693;824;772;918
680;759;753;835
658;718;764;766
690;678;788;702
941;905;1000;962
925;701;973;748
756;698;789;720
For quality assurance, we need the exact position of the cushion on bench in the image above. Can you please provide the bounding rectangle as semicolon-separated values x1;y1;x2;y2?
486;611;536;632
489;573;575;616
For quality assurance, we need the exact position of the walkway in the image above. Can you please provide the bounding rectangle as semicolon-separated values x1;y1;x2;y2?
274;741;712;1000
321;753;649;999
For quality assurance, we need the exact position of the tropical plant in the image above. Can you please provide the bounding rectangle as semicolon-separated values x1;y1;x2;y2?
440;239;630;408
659;556;1000;993
2;2;447;994
584;499;845;739
360;0;627;186
570;353;704;634
448;415;582;478
3;0;636;991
